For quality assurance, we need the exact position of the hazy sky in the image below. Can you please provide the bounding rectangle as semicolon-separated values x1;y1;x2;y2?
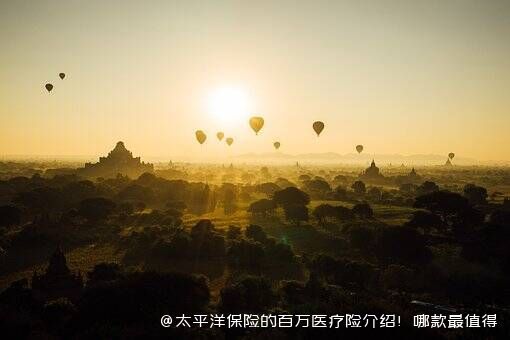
1;0;509;161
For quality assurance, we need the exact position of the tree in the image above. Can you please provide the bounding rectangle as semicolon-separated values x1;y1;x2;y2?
78;197;116;222
313;204;354;224
348;226;375;253
352;202;373;219
399;183;417;194
335;205;355;221
298;174;311;182
301;179;331;198
87;263;122;286
227;239;265;269
275;177;295;189
219;276;276;314
245;224;267;243
416;181;439;196
463;184;488;205
226;225;242;240
0;205;21;228
273;187;310;207
189;184;214;215
223;187;237;215
405;210;444;234
190;219;215;238
13;187;63;214
62;180;98;204
116;184;154;204
414;190;470;224
247;199;277;217
375;226;432;265
283;205;309;225
351;180;366;195
488;209;510;227
333;175;347;185
312;204;337;225
255;182;281;197
367;187;382;200
333;186;347;200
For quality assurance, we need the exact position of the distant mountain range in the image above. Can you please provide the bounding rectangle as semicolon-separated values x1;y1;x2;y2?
231;152;485;165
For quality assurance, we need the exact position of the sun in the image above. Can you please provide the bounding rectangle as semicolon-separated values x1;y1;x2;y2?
206;86;252;126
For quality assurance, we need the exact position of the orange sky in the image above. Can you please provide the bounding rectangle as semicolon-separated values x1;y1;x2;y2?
1;1;509;162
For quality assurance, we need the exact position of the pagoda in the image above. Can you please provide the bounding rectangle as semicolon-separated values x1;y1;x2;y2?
79;141;154;179
32;245;83;301
359;159;385;182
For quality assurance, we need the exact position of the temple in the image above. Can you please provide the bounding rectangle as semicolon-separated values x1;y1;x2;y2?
395;167;422;185
359;159;385;182
78;141;153;179
32;245;83;301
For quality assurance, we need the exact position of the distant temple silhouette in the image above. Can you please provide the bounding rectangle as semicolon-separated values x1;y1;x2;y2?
395;167;422;185
408;167;421;181
32;245;83;301
78;141;153;179
359;159;385;182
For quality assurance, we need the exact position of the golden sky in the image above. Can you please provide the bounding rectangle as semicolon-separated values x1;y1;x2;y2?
1;1;509;161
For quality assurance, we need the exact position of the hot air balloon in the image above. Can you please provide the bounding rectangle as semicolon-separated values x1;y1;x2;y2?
249;116;264;135
448;153;455;160
356;145;364;154
313;121;324;136
216;132;224;141
195;130;207;144
59;73;65;80
45;83;53;92
274;141;281;150
226;137;234;146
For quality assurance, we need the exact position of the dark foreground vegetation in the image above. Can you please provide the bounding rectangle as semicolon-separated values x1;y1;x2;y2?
1;161;509;338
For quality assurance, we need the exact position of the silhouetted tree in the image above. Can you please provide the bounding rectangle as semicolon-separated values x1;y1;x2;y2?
348;226;375;253
416;181;439;196
227;239;265;269
405;210;444;234
78;197;116;223
245;224;268;243
116;184;154;204
351;180;366;195
0;205;21;228
302;179;331;198
226;225;242;240
367;187;382;200
463;183;488;205
87;263;122;286
248;199;277;217
414;190;469;224
223;187;237;215
352;202;374;219
399;183;417;194
313;204;337;225
298;174;311;182
283;205;309;225
333;185;348;200
375;226;432;265
488;209;510;227
13;187;63;215
335;205;355;221
219;276;276;314
273;187;310;207
255;182;281;197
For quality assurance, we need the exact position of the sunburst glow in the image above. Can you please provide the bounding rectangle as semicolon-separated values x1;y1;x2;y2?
206;86;252;126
